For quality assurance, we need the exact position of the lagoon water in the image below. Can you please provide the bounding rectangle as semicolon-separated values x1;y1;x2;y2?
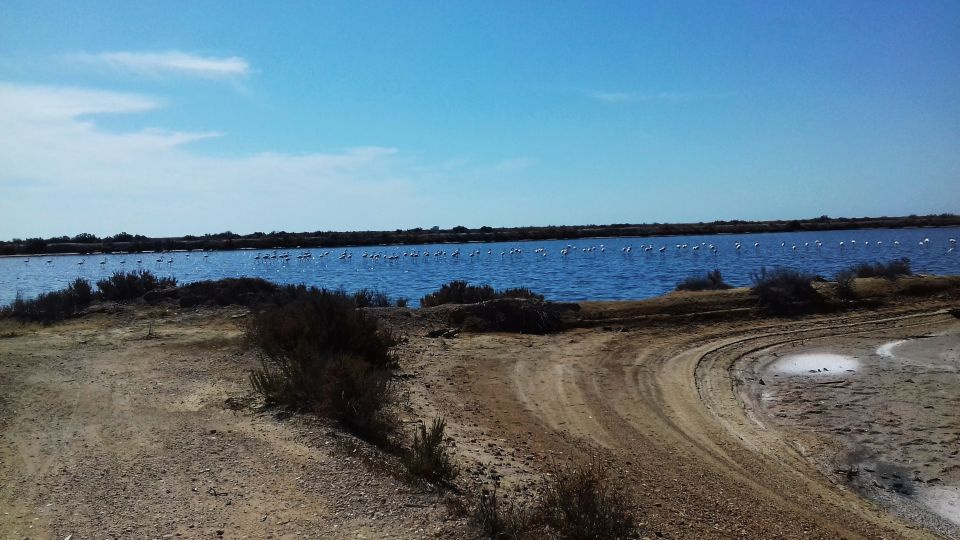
2;227;958;306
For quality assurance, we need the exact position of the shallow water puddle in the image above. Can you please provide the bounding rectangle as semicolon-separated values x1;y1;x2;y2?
769;353;859;376
876;340;908;358
917;485;960;526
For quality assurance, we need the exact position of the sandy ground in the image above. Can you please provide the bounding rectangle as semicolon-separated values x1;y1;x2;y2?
2;285;959;539
0;307;467;540
740;321;960;536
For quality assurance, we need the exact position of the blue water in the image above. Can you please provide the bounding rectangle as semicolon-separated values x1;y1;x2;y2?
2;228;958;307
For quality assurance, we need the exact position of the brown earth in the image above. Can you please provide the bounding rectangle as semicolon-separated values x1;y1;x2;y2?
2;279;959;539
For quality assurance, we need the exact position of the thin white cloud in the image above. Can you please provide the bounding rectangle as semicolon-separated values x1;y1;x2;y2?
494;157;538;172
0;82;160;120
590;91;694;103
71;51;250;79
0;82;414;237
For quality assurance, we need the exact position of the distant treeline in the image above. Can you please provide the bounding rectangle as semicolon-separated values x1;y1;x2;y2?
4;214;959;256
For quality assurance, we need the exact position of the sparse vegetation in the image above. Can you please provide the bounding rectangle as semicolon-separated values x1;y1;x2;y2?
420;281;567;333
471;462;639;540
1;278;93;324
473;487;536;540
837;258;912;281
421;281;496;306
420;280;543;307
536;462;637;539
834;259;912;302
174;277;279;307
751;267;822;316
353;288;393;308
247;286;397;436
403;417;458;484
96;270;176;303
676;269;733;291
454;298;569;334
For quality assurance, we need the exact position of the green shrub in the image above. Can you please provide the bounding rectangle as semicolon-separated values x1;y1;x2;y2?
751;267;822;316
403;417;458;484
96;270;175;302
676;269;733;291
248;286;397;435
1;278;93;324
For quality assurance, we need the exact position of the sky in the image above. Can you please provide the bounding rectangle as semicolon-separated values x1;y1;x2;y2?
1;1;958;239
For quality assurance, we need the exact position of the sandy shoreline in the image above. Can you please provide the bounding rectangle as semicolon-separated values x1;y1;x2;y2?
741;323;960;537
2;286;959;538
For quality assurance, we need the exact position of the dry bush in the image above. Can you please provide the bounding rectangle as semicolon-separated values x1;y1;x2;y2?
472;462;639;540
473;487;536;540
421;281;545;307
96;270;176;302
248;286;397;436
2;278;93;324
751;267;822;316
676;269;733;291
175;277;279;307
454;298;568;334
836;258;911;282
353;288;393;308
537;462;637;539
421;280;497;306
250;285;396;369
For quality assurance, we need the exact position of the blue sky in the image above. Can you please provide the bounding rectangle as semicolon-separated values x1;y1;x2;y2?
1;1;958;239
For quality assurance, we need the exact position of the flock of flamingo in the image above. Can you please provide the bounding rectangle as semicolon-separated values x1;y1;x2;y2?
16;236;957;268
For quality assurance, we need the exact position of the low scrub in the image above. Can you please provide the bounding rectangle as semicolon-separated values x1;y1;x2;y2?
537;462;637;539
1;278;93;324
251;353;391;434
452;298;570;334
751;267;822;316
472;462;638;540
676;269;733;291
420;280;544;307
837;258;911;281
96;270;176;303
474;487;537;540
248;286;397;435
353;288;393;308
174;277;279;307
403;417;458;484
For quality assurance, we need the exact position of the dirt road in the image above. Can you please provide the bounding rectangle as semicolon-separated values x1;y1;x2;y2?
410;301;959;538
2;294;958;539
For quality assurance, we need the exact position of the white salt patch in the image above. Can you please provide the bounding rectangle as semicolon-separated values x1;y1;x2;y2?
769;353;859;376
917;485;960;526
876;339;907;358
